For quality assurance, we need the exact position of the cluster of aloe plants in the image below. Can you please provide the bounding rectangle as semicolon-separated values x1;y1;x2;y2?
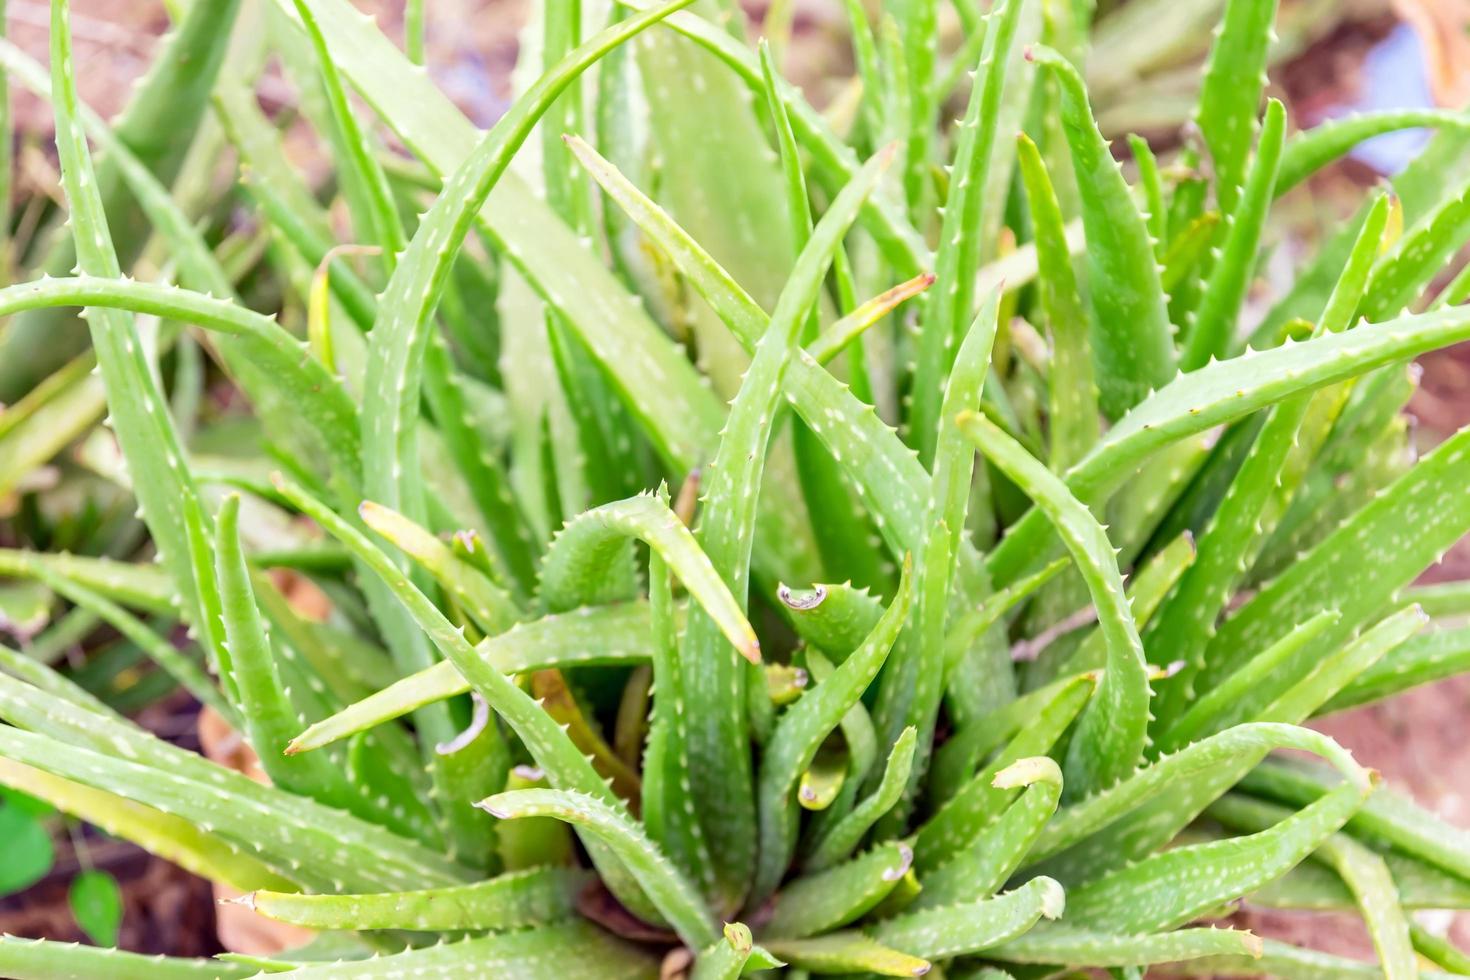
2;0;1470;973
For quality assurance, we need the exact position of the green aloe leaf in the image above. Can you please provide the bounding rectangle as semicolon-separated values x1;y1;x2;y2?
477;788;715;949
1194;0;1279;213
241;922;657;979
1182;98;1286;368
359;502;521;635
804;728;917;871
1198;419;1470;698
0;938;257;980
871;874;1065;960
760;932;930;978
1029;45;1175;418
914;671;1093;870
242;866;587;931
766;841;912;939
539;493;757;660
1025;723;1365;885
1062;767;1373;933
684;142;895;910
1208;793;1414;978
754;559;913;902
692;922;759;980
1147;192;1391;728
958;412;1148;797
915;757;1062;908
271;476;662;919
1321;625;1470;715
49;0;214;638
288;602;651;753
1240;758;1470;884
987;924;1263;967
1017;132;1099;470
986;303;1470;588
1276;109;1470;196
909;0;1030;461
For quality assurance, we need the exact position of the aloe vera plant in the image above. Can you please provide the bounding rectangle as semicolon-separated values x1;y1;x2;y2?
2;0;1470;974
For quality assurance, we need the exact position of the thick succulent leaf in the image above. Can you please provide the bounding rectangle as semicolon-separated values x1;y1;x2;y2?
957;412;1148;797
0;938;256;980
0;720;463;893
0;355;103;502
359;502;520;635
1254;606;1425;725
686;144;895;909
0;645;117;719
1181;937;1450;979
358;0;696;526
0;756;292;894
641;527;715;889
243;866;587;931
804;727;917;870
760;933;930;978
945;557;1070;670
288;0;404;261
1240;758;1470;883
0;276;359;484
985;303;1470;588
927;672;1093;808
49;0;212;634
0;0;240;398
1252;843;1470;910
872;290;1002;820
214;495;351;804
1156;609;1340;751
808;274;935;366
1194;0;1279;212
779;581;883;659
692;922;758;980
754;560;913;901
914;671;1092;870
759;40;887;597
1182;98;1286;368
987;924;1263;967
1321;625;1470;715
1062;769;1373;933
1147;193;1391;727
26;565;232;726
477;788;716;949
1276;109;1470;195
1029;45;1175;418
1016;133;1098;469
246;922;658;978
539;493;756;659
276;0;716;516
289;602;651;753
1411;923;1470;974
1360;174;1470;321
909;0;1030;460
1053;530;1196;678
271;477;661;919
915;757;1062;908
1208;793;1415;978
1026;723;1366;884
617;1;928;274
871;875;1065;960
566;133;939;581
1199;420;1470;696
766;841;912;939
